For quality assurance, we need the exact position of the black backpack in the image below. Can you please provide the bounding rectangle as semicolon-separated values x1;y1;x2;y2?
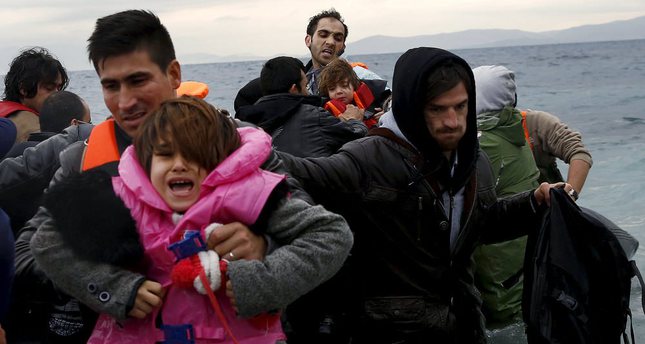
523;188;645;344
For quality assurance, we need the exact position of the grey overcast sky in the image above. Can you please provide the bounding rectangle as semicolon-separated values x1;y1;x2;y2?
1;0;644;74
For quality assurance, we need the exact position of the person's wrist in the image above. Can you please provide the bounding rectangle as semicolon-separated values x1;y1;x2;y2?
568;188;579;201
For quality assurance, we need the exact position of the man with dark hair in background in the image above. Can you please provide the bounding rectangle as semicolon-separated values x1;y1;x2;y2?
236;56;366;158
5;91;91;159
259;56;309;96
38;91;91;135
0;47;69;143
303;8;348;95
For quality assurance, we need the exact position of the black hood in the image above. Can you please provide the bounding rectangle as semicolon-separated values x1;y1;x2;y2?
392;47;479;189
235;93;323;133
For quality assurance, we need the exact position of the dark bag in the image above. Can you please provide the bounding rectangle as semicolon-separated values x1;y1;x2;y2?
523;188;645;344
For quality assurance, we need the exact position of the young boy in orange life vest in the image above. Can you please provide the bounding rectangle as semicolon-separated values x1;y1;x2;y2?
318;59;381;129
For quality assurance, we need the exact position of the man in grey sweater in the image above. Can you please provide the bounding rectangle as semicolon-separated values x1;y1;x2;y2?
474;65;592;197
27;9;352;343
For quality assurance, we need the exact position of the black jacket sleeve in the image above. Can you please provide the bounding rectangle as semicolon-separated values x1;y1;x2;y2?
277;143;367;201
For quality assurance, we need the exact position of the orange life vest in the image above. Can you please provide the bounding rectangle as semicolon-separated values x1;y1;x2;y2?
324;82;378;128
350;62;369;70
81;119;121;172
324;82;375;115
177;81;209;99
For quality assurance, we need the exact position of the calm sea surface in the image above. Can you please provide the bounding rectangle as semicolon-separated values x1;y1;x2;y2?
6;39;645;341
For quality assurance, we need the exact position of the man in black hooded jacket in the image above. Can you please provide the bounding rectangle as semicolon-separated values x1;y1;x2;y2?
279;47;570;343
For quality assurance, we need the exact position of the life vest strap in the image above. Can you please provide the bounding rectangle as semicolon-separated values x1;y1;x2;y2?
198;270;240;344
353;82;375;110
520;111;534;151
324;99;345;117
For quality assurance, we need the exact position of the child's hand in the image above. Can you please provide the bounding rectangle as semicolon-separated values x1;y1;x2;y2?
206;222;267;261
128;280;165;319
225;280;239;313
340;104;364;121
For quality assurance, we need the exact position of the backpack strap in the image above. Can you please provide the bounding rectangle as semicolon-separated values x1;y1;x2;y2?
623;308;636;344
631;260;645;314
620;261;645;344
368;127;419;154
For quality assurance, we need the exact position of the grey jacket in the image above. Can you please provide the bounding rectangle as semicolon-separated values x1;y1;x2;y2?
30;139;353;319
0;123;93;233
524;109;593;183
0;123;93;196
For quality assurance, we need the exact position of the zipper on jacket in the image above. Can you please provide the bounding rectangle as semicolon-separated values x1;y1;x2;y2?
495;161;504;188
449;191;455;222
417;196;423;241
448;190;455;242
451;179;478;258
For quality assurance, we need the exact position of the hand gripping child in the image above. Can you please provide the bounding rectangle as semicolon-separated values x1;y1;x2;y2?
44;96;353;344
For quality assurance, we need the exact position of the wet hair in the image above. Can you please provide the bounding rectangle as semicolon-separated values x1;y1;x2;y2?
306;8;348;41
87;10;176;73
260;56;306;95
2;47;69;102
135;96;240;175
317;58;360;96
424;60;473;103
39;91;88;133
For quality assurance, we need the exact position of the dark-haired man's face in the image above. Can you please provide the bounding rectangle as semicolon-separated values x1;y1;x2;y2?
21;75;63;112
305;17;346;69
98;50;181;138
423;81;468;157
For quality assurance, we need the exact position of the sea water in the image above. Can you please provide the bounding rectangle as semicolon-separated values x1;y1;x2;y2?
7;39;645;341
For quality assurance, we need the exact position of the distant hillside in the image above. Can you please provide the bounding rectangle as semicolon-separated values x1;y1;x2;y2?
345;15;645;54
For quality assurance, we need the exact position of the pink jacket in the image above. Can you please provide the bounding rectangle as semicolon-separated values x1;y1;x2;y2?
88;127;287;344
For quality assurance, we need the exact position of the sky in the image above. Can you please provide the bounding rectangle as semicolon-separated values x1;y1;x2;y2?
0;0;644;74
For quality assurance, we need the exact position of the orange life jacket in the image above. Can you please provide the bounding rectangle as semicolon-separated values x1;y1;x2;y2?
81;119;121;172
324;82;378;128
324;82;375;115
177;81;209;99
350;62;369;70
